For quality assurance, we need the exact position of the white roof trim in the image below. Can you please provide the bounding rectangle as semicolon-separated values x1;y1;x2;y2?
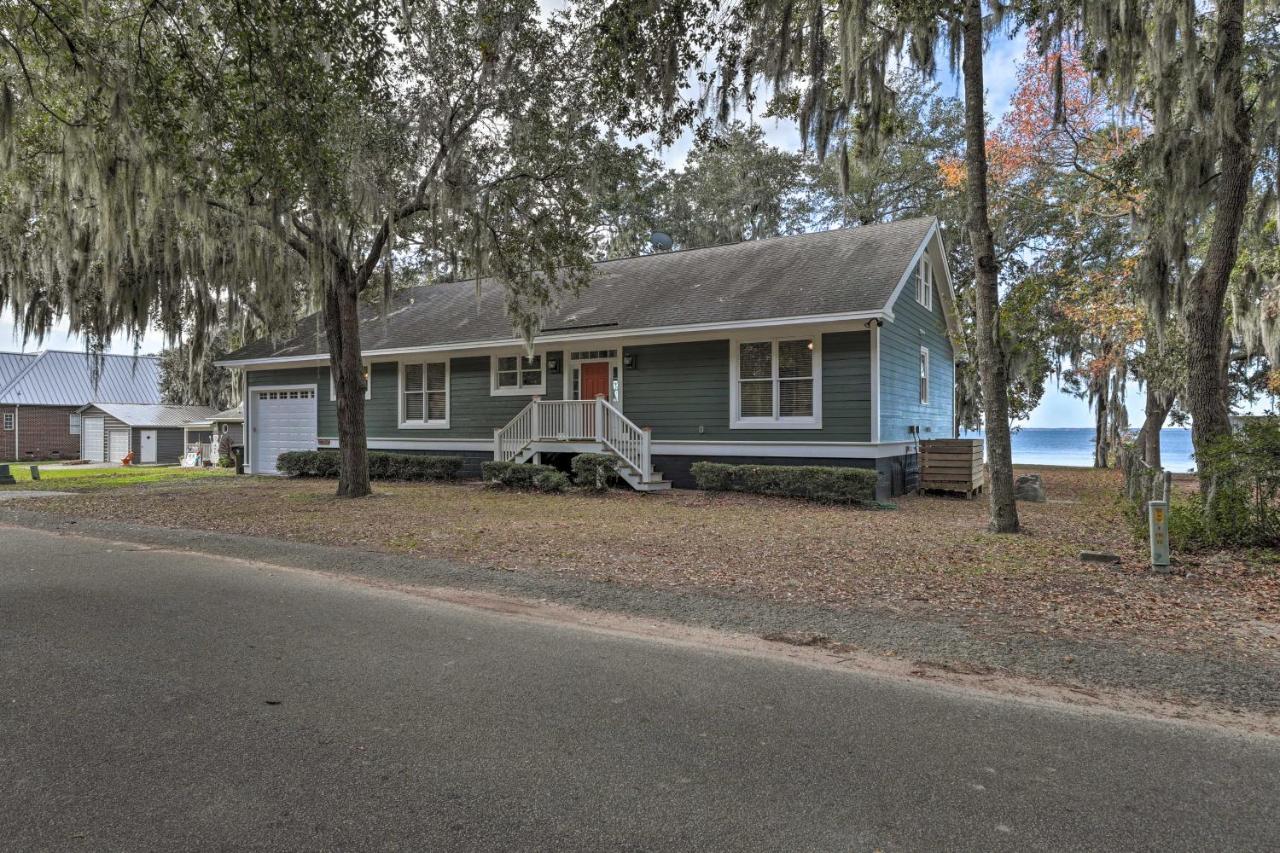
215;309;892;369
879;219;963;340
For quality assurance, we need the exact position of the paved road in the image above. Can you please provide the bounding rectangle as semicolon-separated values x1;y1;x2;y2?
2;527;1277;851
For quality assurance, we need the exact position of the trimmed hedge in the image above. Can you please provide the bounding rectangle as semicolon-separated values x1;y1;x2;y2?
481;460;569;492
691;461;878;504
571;453;619;492
276;450;462;481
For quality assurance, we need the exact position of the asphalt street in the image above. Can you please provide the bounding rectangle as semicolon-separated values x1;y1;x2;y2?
2;525;1277;851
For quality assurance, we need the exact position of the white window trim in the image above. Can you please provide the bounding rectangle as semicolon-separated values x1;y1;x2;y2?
916;257;933;310
489;352;546;396
729;335;823;430
69;413;81;435
398;360;451;429
920;345;930;405
2;412;12;430
330;363;372;401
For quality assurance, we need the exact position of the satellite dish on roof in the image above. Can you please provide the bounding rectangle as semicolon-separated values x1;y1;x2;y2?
649;231;674;251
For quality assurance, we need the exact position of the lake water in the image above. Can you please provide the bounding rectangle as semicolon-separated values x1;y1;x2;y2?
960;428;1196;473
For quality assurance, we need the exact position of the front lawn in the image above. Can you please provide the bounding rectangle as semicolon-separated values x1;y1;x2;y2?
16;466;1278;663
0;464;235;491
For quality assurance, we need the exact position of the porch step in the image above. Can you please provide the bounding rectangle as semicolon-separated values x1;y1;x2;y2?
616;465;672;492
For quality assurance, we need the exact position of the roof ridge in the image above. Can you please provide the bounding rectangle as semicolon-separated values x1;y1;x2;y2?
392;216;937;297
0;349;45;398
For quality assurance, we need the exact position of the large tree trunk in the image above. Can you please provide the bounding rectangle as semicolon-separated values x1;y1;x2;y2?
1137;385;1174;470
1093;374;1109;468
961;0;1019;533
1186;0;1252;466
324;273;372;498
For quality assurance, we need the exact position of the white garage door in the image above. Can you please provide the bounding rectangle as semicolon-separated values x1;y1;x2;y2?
252;388;317;474
83;417;104;462
108;430;130;462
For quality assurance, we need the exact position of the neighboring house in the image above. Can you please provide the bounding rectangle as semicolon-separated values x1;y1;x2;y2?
182;405;243;459
219;217;960;496
77;403;218;464
0;351;163;462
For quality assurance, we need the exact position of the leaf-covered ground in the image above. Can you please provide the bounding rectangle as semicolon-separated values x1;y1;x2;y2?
20;466;1280;662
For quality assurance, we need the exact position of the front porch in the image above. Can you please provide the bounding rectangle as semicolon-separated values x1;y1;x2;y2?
494;397;671;492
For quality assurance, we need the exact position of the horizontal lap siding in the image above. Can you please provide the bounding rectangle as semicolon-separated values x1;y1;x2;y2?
248;353;565;441
621;332;871;442
880;263;955;442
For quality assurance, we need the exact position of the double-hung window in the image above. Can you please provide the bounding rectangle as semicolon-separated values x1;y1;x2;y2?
2;412;12;431
401;361;449;427
916;257;934;310
919;346;930;405
491;354;545;395
69;413;82;435
731;337;821;428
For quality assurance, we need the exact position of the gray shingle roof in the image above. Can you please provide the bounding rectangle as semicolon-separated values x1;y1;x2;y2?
223;218;936;363
0;350;163;406
83;403;217;427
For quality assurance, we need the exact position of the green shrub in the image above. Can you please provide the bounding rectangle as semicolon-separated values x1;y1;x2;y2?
218;454;233;468
482;460;568;492
571;453;619;492
691;461;879;504
276;450;462;481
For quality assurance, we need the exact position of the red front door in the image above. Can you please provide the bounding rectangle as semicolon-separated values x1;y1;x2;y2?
580;361;610;400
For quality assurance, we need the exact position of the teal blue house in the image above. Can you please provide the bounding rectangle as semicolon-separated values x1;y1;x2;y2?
220;217;960;497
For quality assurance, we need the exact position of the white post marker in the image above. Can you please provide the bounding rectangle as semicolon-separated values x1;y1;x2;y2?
1148;500;1171;572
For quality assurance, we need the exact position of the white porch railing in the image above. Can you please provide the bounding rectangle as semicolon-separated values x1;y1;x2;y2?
494;397;651;478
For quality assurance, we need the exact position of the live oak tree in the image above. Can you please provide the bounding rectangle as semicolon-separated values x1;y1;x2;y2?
1;0;630;497
1032;0;1280;474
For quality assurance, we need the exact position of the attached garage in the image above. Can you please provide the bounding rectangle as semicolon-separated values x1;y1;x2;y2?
77;403;219;465
250;387;317;474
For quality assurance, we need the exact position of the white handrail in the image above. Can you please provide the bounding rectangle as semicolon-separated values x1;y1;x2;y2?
493;397;652;479
597;397;651;478
493;401;536;462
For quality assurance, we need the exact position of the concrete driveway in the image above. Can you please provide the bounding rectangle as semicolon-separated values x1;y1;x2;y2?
2;526;1277;851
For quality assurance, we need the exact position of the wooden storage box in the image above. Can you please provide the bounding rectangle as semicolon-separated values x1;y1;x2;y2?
919;439;984;497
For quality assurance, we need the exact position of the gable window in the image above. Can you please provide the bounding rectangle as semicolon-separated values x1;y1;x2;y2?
69;413;81;435
490;354;545;396
730;337;821;429
400;361;449;428
2;412;12;430
919;346;930;405
331;364;372;401
916;257;934;311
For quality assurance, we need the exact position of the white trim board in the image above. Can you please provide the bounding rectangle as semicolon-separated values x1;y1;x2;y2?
216;311;893;369
319;437;917;459
881;219;963;340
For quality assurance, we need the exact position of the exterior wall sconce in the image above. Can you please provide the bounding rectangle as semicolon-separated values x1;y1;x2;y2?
547;357;560;372
623;353;637;369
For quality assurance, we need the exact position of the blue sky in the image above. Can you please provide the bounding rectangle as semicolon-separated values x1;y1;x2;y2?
0;26;1147;427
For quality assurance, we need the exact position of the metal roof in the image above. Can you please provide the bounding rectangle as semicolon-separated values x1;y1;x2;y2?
222;218;941;364
0;352;37;390
210;405;243;422
0;350;162;406
81;403;218;428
